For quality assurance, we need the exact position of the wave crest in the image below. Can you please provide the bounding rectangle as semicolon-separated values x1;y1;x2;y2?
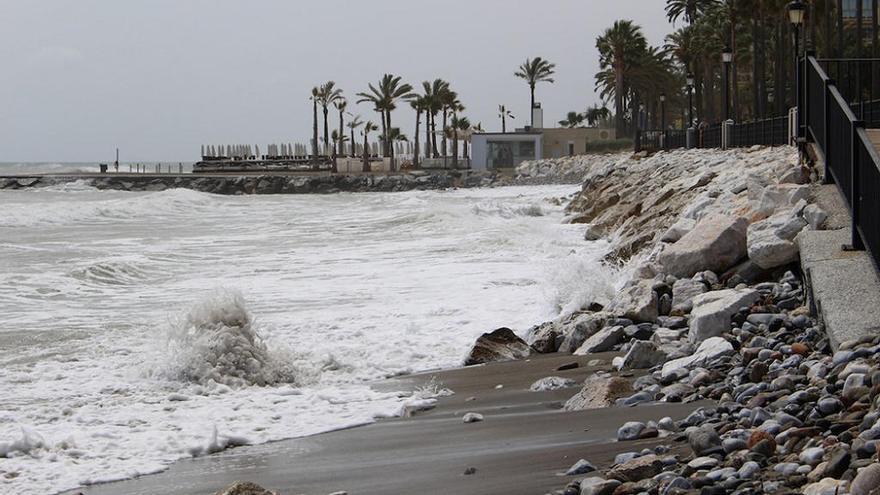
163;290;299;388
470;201;545;218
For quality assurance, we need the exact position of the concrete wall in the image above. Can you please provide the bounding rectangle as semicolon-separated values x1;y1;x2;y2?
541;128;616;158
470;133;542;171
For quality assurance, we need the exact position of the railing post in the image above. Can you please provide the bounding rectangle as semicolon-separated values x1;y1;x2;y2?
824;77;834;184
849;119;866;251
635;129;641;153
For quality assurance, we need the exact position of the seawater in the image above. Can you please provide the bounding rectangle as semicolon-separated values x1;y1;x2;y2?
0;182;623;494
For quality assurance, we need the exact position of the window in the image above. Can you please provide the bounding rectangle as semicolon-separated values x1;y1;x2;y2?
486;139;538;169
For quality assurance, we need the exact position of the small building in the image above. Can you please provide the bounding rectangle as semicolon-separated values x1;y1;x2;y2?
470;127;616;171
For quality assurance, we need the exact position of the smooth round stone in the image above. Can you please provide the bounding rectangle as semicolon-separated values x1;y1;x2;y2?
688;456;720;470
658;416;676;432
796;464;813;475
617;421;646;441
564;458;597;475
832;350;855;367
723;438;748;453
706;467;737;481
851;463;880;495
738;461;760;479
758;420;782;435
774;462;800;476
800;446;825;466
817;397;843;416
614;452;639;465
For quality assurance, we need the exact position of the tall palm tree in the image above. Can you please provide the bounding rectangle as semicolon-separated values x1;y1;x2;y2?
439;88;459;159
310;86;321;166
498;105;514;133
449;101;465;168
596;20;648;136
665;0;718;25
422;79;448;158
387;127;407;167
410;96;428;168
330;130;346;173
559;111;586;128
514;57;556;128
584;105;611;127
357;74;415;170
346;115;363;157
455;116;472;161
334;98;347;159
317;81;343;155
362;121;378;172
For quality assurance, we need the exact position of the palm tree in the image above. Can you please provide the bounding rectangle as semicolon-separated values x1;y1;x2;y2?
388;127;407;167
498;105;514;133
449;101;465;168
310;86;320;167
559;111;586;128
357;74;415;170
362;121;378;172
596;20;648;136
346;115;363;157
455;116;472;162
410;96;428;168
584;105;611;127
317;82;343;155
334;98;347;159
665;0;718;25
438;87;459;159
514;57;556;128
330;130;347;173
422;79;449;158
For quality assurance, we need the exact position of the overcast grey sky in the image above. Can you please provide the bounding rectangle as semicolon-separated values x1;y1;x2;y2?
0;0;672;162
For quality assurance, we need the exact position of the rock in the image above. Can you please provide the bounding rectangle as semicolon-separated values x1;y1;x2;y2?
688;288;760;343
607;281;658;323
688;456;719;470
817;397;843;416
800;447;825;466
738;461;760;479
578;477;621;495
462;412;484;423
658;417;676;432
804;204;828;230
607;454;664;482
671;278;707;314
558;313;612;353
851;463;880;495
661;217;696;243
564;375;633;410
619;340;667;370
688;426;722;456
754;183;809;215
527;322;559;353
464;328;530;365
529;376;576;392
213;482;277;495
660;337;734;381
556;362;579;371
565;458;597;475
823;446;851;479
747;206;808;269
617;422;646;441
658;214;749;278
802;478;849;495
574;325;625;355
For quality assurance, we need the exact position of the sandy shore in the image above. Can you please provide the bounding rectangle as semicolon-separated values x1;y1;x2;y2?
71;353;703;495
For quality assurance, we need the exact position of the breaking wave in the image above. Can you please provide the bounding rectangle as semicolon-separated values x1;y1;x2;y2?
69;259;160;286
163;290;300;388
470;200;545;218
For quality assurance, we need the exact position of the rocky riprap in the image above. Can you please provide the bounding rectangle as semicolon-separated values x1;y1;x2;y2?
0;171;505;195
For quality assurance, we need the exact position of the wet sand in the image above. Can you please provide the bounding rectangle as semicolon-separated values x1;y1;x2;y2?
72;353;703;495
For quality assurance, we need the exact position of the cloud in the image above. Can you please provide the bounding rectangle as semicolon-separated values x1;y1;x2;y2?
27;46;85;71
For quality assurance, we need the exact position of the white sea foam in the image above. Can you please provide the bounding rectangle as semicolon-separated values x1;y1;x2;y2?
0;184;620;494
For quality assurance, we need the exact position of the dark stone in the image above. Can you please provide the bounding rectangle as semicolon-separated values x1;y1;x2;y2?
556;361;579;371
824;446;851;479
464;328;530;366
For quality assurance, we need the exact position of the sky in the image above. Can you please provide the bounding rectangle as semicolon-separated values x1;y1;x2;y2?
0;0;673;162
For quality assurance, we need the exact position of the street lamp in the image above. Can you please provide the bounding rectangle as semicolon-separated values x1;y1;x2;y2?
722;47;733;122
660;93;667;130
788;1;805;139
686;73;695;128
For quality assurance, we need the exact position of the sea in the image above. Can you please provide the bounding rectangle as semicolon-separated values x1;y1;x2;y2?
0;162;625;494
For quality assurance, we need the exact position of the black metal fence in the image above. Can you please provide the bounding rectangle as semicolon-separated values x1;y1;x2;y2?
819;59;880;127
634;129;687;153
729;116;790;148
804;55;880;263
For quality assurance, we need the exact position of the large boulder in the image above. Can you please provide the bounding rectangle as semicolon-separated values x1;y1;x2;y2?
688;288;760;343
618;340;667;370
659;215;748;278
525;322;559;354
661;336;734;381
607;281;658;323
608;454;664;482
564;374;633;410
464;328;531;365
213;482;278;495
747;203;808;269
753;183;810;216
671;278;708;315
558;312;612;353
574;325;625;355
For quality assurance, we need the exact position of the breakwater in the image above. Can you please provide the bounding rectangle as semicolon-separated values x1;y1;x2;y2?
0;171;504;195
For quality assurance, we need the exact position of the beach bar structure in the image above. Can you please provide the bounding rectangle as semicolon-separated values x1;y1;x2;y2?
470;127;616;171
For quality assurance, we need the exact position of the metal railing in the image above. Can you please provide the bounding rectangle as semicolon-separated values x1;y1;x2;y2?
728;116;790;148
819;58;880;127
634;129;687;153
803;55;880;261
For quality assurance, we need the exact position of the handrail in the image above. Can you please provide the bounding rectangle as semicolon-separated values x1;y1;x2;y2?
830;84;860;122
857;126;880;167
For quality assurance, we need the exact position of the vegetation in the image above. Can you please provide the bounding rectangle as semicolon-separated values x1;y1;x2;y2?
514;57;556;128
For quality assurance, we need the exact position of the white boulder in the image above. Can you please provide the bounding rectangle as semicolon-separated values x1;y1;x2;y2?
659;215;749;278
661;336;734;381
688;288;760;343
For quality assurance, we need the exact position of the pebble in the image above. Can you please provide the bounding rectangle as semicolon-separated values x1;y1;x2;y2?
851;463;880;495
564;458;596;475
617;421;646;441
461;412;483;423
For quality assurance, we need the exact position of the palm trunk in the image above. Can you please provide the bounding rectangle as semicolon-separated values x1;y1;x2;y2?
363;132;370;173
614;64;625;136
452;114;459;169
529;84;535;128
312;99;319;167
350;128;356;158
501;114;506;133
424;112;432;159
431;113;439;158
414;110;421;169
694;66;704;122
441;109;448;158
703;57;716;122
338;110;344;158
322;107;329;156
380;112;387;157
386;111;394;172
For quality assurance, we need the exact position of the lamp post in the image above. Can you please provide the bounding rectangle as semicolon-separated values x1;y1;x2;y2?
660;93;667;130
722;47;733;122
788;1;805;140
686;73;695;128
